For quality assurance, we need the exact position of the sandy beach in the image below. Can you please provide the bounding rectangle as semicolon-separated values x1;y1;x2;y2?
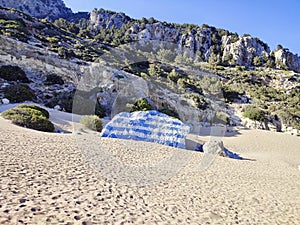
0;107;300;224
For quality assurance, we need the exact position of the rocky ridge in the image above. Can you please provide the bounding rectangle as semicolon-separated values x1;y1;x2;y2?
1;1;299;72
89;10;300;72
0;0;72;19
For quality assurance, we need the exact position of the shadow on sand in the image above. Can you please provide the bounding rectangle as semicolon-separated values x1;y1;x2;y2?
185;137;256;161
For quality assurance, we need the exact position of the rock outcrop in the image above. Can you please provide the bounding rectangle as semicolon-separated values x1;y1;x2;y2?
0;0;73;19
222;36;270;66
90;10;273;67
274;48;300;72
90;9;131;29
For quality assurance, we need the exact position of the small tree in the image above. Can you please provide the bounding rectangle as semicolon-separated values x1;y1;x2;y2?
208;52;221;65
276;44;283;51
167;69;181;83
80;115;103;132
265;59;275;68
243;105;265;122
253;56;262;67
129;98;154;112
148;64;163;77
157;49;176;63
222;53;233;66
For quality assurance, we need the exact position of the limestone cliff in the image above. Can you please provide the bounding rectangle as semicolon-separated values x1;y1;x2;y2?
90;9;131;30
274;48;300;72
89;10;299;71
0;0;72;19
222;36;270;66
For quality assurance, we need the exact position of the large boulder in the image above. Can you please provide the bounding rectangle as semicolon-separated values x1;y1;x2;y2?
203;140;225;156
202;139;242;159
100;110;190;149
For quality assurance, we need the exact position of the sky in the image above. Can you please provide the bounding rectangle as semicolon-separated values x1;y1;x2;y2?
63;0;300;54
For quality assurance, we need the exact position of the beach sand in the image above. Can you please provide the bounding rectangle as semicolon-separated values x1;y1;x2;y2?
0;108;300;224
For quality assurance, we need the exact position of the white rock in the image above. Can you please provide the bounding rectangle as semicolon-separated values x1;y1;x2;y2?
1;98;10;105
274;48;300;73
203;140;224;155
1;83;10;89
54;105;61;111
222;36;270;66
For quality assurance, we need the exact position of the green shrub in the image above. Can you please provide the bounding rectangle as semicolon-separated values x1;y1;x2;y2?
167;69;181;83
46;37;59;43
214;111;230;125
265;59;275;68
80;115;103;132
253;56;262;67
276;110;300;130
4;84;36;103
16;104;50;118
159;108;180;119
243;105;265;122
0;65;29;82
129;98;154;112
2;107;54;132
45;73;64;85
183;93;208;110
222;85;244;103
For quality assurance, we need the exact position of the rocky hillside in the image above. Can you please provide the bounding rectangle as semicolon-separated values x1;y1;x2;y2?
0;5;299;135
0;0;72;19
0;0;299;72
88;9;300;72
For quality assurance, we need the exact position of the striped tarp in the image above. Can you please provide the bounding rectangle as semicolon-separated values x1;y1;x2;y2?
100;110;190;149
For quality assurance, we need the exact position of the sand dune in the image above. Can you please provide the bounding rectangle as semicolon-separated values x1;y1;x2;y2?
0;109;300;224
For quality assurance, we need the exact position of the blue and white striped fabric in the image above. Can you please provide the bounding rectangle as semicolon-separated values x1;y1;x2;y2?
100;110;190;149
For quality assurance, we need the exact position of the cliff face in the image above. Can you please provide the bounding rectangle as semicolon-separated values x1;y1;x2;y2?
222;36;270;66
88;11;274;67
274;48;300;72
0;0;72;19
0;36;81;82
1;0;299;71
138;23;270;67
89;10;300;71
90;9;131;29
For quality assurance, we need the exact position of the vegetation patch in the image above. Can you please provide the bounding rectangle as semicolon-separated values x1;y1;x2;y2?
4;84;36;103
16;104;50;118
158;108;180;120
243;105;266;122
0;65;29;82
214;111;230;125
80;115;103;132
44;73;64;85
1;105;54;132
129;98;154;112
